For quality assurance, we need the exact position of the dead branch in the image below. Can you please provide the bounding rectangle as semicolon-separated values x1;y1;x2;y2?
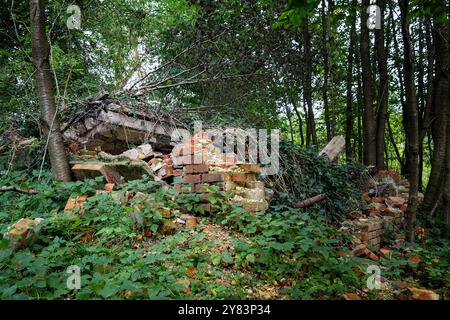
0;186;38;195
297;194;326;208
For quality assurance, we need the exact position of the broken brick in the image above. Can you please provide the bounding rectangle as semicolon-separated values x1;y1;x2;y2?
172;155;194;166
230;173;247;182
361;192;371;202
237;163;260;173
104;183;115;192
183;174;201;184
184;164;210;174
195;183;212;193
175;184;194;193
386;196;406;207
201;173;226;183
371;197;384;203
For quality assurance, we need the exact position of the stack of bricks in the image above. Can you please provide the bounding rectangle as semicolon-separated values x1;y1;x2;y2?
171;132;269;213
344;217;383;250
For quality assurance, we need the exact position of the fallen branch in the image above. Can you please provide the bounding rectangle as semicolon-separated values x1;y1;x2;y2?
0;186;38;195
297;193;326;208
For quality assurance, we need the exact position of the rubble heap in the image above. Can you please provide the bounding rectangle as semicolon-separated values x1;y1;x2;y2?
170;131;270;213
342;170;424;251
62;95;180;154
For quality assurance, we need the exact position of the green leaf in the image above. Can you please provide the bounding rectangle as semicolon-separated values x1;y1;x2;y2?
246;254;256;263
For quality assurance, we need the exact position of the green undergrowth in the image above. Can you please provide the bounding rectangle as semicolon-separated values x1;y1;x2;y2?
270;141;367;221
0;168;448;300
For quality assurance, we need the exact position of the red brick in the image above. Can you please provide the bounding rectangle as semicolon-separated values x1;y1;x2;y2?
173;169;183;176
195;183;210;193
172;155;194;166
237;163;260;173
361;192;371;202
371;197;384;203
183;174;201;183
201;173;225;183
164;166;174;176
231;173;247;182
175;184;194;193
163;156;173;166
104;183;114;192
185;217;197;227
185;164;210;174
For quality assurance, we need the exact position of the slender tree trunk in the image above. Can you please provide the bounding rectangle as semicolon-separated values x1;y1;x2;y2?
302;17;317;147
417;17;426;190
419;17;435;191
387;114;405;172
292;98;305;146
30;0;71;181
424;17;450;211
321;0;331;141
285;101;295;142
360;0;377;167
345;1;357;161
375;0;388;170
399;0;420;242
389;5;408;176
442;106;450;237
356;47;364;163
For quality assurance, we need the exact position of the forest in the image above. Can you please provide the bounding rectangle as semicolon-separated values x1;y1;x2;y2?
0;0;449;301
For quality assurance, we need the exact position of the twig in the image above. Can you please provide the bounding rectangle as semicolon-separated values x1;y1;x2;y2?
0;186;38;195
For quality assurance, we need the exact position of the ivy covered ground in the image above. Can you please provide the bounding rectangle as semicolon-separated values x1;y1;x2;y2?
0;145;448;300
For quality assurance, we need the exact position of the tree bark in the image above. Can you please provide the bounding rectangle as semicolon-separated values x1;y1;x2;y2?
30;0;71;181
418;17;435;192
360;0;377;167
424;16;450;211
399;0;420;242
292;98;305;146
321;0;331;141
345;1;357;162
375;0;388;170
302;17;317;147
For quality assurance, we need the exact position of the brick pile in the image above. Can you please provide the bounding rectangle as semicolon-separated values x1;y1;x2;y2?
343;217;383;250
342;170;424;251
171;132;269;213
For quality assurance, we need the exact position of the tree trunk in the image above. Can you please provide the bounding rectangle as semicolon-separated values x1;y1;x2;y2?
375;0;388;170
419;17;435;192
423;17;450;211
360;0;377;167
292;98;305;146
399;0;420;242
345;1;357;162
30;0;71;181
321;0;331;141
302;17;317;147
390;4;408;176
356;45;364;163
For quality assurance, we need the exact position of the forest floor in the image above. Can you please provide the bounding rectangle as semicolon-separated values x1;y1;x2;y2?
0;142;449;300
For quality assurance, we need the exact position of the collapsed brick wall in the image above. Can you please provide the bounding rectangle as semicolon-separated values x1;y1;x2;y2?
170;132;269;213
343;170;422;249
